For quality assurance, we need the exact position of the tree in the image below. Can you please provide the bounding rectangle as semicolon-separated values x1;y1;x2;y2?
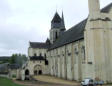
10;53;28;67
10;54;17;64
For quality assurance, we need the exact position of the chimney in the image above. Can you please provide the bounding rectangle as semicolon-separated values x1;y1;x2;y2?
88;0;100;18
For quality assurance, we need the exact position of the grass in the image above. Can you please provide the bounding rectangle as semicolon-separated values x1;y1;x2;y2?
0;77;24;86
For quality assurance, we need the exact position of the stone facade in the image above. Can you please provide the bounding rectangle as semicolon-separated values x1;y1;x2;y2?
21;59;49;80
20;42;49;80
84;0;112;82
28;47;47;57
47;40;85;81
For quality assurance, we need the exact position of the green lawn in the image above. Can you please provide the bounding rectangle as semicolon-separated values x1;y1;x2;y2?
0;77;24;86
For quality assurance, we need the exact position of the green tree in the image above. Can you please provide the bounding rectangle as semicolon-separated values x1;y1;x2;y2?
10;54;17;64
10;53;28;67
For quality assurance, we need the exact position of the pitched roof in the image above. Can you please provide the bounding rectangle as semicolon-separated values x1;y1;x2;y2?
101;3;112;13
0;63;9;73
51;12;61;23
30;42;49;49
9;64;20;69
49;3;112;50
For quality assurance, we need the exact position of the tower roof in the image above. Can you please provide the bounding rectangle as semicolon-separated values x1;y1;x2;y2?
51;12;61;23
61;11;65;29
51;12;66;29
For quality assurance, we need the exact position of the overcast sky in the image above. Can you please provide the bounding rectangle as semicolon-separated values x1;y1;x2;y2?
0;0;111;56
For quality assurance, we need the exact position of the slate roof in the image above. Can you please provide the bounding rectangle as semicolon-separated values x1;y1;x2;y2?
0;63;9;73
9;64;20;69
30;56;45;60
30;42;49;49
101;3;112;13
49;19;87;50
51;12;61;23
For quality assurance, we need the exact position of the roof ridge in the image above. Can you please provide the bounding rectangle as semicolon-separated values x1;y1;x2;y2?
30;42;46;44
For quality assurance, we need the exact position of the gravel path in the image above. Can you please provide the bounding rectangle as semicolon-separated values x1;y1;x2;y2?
14;80;80;86
14;75;112;86
14;75;80;86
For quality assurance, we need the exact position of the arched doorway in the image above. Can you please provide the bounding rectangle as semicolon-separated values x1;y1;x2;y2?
33;65;42;75
34;70;37;75
38;70;42;75
25;69;30;80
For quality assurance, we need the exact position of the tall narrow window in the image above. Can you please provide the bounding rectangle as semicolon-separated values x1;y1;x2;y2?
40;53;42;56
45;60;49;65
82;46;85;60
34;53;36;56
81;46;86;64
55;31;58;39
44;54;46;59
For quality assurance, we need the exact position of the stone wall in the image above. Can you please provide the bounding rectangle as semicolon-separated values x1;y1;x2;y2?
28;48;47;57
48;40;85;81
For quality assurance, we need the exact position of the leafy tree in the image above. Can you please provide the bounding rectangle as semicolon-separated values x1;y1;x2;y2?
10;54;17;64
10;54;28;67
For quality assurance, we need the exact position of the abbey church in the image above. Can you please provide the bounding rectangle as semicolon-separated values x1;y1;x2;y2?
21;0;112;83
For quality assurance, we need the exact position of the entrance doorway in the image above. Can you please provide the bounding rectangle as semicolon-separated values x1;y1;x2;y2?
34;70;37;75
25;69;30;80
38;70;42;75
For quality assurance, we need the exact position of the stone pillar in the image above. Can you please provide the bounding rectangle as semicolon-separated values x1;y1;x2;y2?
88;0;100;19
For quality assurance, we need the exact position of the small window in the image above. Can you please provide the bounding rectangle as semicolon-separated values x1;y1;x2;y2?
40;53;42;56
34;53;36;56
88;62;92;64
68;53;71;56
44;54;46;58
45;60;48;65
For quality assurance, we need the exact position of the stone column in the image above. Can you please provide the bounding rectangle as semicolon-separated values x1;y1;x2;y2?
88;0;100;19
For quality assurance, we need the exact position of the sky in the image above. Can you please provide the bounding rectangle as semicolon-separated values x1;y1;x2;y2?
0;0;111;56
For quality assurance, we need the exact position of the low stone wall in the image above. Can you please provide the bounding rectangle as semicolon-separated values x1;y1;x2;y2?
0;74;9;78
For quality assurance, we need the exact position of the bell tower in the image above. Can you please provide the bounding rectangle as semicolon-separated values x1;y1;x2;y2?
50;12;66;44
